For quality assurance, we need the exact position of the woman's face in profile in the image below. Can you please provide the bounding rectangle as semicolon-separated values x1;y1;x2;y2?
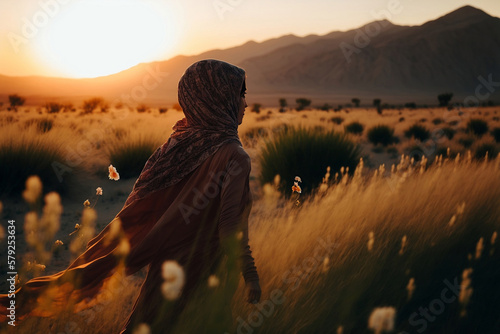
238;89;247;125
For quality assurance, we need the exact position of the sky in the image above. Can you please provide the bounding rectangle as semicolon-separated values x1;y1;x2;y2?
1;0;499;78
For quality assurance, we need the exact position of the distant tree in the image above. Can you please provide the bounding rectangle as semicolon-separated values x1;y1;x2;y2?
279;98;287;113
404;102;417;109
8;94;26;111
373;98;382;115
82;97;105;114
252;103;262;113
159;107;168;114
296;98;311;111
438;93;453;107
351;98;360;107
318;103;332;111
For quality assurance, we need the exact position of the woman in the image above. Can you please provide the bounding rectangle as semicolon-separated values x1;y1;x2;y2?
1;59;261;333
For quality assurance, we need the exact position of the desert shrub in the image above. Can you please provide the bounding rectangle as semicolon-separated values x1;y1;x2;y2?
0;135;76;197
404;124;430;141
458;136;475;148
159;108;168;114
45;102;64;113
330;117;344;125
466;118;488;137
399;117;405;122
82;97;105;114
251;103;261;113
296;98;311;111
432;118;444;125
259;126;361;195
8;93;26;111
136;104;149;113
107;136;161;179
491;127;500;143
474;142;498;159
419;118;427;123
172;103;182;111
367;125;396;146
441;127;456;140
344;121;364;135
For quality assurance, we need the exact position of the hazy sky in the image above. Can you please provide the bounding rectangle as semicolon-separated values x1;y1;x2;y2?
1;0;499;78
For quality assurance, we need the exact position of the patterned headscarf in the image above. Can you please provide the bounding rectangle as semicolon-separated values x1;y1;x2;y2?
125;59;246;206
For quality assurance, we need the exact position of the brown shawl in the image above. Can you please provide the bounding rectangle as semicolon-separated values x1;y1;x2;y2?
125;59;246;206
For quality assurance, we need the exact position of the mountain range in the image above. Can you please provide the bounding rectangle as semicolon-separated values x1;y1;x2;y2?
1;5;499;106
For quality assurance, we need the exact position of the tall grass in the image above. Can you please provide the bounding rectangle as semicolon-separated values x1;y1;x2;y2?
7;154;500;334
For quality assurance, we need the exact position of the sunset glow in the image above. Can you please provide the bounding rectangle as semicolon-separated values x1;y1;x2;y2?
35;0;179;78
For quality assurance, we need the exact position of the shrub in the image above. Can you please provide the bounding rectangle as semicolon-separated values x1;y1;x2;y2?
136;104;149;113
432;118;444;125
82;97;105;114
159;108;168;114
296;98;311;111
344;121;364;135
404;124;430;141
259;127;361;195
466;119;488;137
45;102;64;113
0;135;76;197
107;136;161;179
474;143;498;159
441;127;456;140
492;127;500;143
251;103;262;113
330;117;344;125
367;125;396;146
8;94;26;111
458;136;475;148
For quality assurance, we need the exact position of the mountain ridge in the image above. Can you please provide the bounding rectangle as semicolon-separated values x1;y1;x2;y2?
1;5;499;106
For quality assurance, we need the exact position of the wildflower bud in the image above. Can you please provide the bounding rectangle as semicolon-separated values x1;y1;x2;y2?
208;275;220;288
96;187;103;196
83;199;90;207
22;176;43;203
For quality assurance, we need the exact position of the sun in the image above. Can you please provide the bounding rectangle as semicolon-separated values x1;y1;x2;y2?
36;0;180;78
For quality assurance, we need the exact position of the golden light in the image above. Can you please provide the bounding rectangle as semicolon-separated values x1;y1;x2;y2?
37;0;179;78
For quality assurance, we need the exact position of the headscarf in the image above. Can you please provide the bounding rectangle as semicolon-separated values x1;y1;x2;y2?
124;59;246;206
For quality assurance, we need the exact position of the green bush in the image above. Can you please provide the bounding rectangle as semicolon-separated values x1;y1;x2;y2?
107;136;161;179
367;125;397;146
344;121;364;135
441;127;456;140
492;127;500;143
458;136;475;148
330;117;344;125
466;118;488;137
259;127;361;195
432;118;444;125
404;124;430;141
0;137;75;197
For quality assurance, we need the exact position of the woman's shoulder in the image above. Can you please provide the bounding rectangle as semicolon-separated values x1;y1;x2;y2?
215;141;251;168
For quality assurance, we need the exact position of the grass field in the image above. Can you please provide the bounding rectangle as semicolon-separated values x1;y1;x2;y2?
0;105;499;333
